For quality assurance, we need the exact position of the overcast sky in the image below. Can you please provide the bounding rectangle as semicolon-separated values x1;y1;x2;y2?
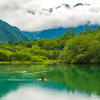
0;0;100;31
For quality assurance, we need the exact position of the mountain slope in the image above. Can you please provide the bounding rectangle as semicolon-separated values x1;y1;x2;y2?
22;23;97;39
0;19;32;44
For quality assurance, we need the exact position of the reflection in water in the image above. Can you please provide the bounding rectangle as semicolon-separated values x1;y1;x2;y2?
0;86;100;100
0;64;100;100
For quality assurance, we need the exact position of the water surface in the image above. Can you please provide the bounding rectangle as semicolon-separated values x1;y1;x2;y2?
0;64;100;100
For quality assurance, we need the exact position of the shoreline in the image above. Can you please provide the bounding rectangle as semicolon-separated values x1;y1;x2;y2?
0;60;64;65
0;61;99;65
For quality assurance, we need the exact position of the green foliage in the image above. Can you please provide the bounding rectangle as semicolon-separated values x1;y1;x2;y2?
37;39;45;47
9;40;12;44
24;41;36;48
39;56;48;60
65;29;71;36
97;25;100;30
83;26;92;35
58;40;67;50
71;28;77;37
42;39;58;50
31;56;44;62
50;50;61;60
13;41;19;45
25;42;33;48
61;32;69;40
87;40;100;63
0;51;9;61
79;31;83;36
59;30;100;64
10;52;31;61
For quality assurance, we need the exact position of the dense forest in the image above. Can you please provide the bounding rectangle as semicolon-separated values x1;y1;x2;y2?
0;25;100;64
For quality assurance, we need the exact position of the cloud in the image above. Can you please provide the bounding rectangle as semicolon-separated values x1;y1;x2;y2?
0;0;100;31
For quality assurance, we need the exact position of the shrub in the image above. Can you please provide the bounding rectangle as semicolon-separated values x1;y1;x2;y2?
31;55;44;62
10;52;31;61
0;51;9;61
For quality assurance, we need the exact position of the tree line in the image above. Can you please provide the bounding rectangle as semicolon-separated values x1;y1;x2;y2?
0;25;100;64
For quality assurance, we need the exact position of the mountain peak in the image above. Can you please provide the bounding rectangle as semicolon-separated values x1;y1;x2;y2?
62;3;70;8
74;3;90;7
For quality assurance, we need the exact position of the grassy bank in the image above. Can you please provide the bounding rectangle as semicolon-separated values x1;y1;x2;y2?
0;60;65;65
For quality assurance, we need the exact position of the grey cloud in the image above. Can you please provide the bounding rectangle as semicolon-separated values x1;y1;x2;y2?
1;5;20;14
0;0;100;31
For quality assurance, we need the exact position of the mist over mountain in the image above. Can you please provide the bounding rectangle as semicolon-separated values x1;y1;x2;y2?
22;22;97;39
27;3;90;16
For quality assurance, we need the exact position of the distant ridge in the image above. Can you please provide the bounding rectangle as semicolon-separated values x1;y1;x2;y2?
22;23;97;39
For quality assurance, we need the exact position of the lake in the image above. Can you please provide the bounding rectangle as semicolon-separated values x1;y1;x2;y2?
0;64;100;100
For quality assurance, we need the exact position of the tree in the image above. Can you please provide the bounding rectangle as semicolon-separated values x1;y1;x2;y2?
66;29;71;36
51;50;61;60
97;25;100;30
25;42;33;48
84;26;92;35
9;40;12;44
37;39;45;47
43;40;58;50
33;39;37;42
62;33;69;40
19;40;23;43
59;40;66;50
79;31;84;35
10;52;31;61
71;28;77;37
0;51;9;61
57;35;60;38
13;41;19;45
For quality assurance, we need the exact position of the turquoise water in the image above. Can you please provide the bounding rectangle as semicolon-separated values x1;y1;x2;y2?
0;64;100;100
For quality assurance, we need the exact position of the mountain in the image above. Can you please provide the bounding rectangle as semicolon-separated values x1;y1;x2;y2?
27;3;90;16
0;19;32;44
74;3;90;8
22;23;97;39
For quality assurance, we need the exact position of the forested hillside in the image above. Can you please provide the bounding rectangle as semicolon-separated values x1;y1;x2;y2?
0;26;100;64
0;19;32;44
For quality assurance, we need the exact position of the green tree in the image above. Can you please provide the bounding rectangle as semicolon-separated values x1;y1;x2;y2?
9;40;12;44
19;40;23;43
71;28;77;37
59;40;67;50
43;40;58;50
13;41;19;45
61;32;69;40
79;31;83;36
97;25;100;30
57;35;60;38
0;51;9;61
10;52;31;61
66;29;71;36
84;26;92;35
